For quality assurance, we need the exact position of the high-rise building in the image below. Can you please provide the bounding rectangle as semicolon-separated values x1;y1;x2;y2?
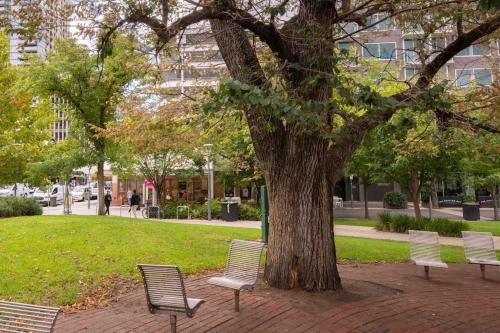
0;0;70;141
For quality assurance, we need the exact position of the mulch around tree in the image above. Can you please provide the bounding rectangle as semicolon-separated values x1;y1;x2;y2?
55;263;500;332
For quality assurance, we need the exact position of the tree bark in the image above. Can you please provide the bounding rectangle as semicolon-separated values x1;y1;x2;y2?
431;177;439;209
408;173;421;219
97;161;105;215
264;137;341;291
492;186;499;221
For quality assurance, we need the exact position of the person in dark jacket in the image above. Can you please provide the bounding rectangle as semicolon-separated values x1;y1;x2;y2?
130;190;140;218
104;190;112;215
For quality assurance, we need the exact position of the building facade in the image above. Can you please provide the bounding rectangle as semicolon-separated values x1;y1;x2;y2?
1;0;70;142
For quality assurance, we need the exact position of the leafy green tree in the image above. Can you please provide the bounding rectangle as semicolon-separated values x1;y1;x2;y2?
27;138;89;211
0;30;52;186
461;133;500;220
345;130;387;219
200;110;263;198
26;35;146;214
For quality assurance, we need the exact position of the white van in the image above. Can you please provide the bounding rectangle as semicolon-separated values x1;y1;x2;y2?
33;185;65;206
0;184;29;197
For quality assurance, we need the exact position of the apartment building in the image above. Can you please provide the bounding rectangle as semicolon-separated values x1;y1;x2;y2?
0;0;70;142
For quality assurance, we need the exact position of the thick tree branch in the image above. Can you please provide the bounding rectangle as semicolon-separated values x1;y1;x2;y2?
328;14;500;172
115;5;295;63
416;14;500;89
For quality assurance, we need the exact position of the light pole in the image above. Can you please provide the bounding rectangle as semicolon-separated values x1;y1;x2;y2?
204;144;213;221
349;175;354;208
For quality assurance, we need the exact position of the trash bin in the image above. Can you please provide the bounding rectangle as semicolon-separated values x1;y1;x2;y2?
463;203;480;221
49;196;57;207
148;206;159;219
221;202;239;222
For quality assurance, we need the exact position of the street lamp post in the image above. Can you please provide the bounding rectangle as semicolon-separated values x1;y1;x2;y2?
349;175;354;208
204;144;213;221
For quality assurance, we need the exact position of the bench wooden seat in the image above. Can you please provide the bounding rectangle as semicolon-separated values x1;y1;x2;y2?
462;231;500;278
208;239;265;312
138;264;204;333
0;300;60;333
409;230;448;279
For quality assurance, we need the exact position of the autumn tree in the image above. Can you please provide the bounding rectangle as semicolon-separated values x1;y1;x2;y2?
25;35;146;215
105;99;204;205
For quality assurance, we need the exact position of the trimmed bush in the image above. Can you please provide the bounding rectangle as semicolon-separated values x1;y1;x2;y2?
383;192;407;209
159;198;261;221
376;213;469;237
239;203;261;221
0;197;43;218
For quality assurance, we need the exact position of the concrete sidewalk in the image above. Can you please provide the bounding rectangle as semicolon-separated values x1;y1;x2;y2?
157;218;500;248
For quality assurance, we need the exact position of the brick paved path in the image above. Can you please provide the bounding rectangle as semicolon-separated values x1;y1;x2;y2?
55;263;500;333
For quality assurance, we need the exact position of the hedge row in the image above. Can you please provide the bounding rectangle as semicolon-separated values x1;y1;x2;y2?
0;197;43;218
376;213;469;237
160;198;262;221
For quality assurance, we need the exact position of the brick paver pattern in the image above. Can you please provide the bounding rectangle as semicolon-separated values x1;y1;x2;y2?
55;263;500;332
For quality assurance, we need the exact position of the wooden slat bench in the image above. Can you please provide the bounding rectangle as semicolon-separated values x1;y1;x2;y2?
0;300;60;333
208;239;265;312
409;230;448;279
462;231;500;278
138;264;204;333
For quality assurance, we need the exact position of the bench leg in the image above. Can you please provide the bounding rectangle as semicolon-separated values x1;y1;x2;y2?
170;314;177;333
480;264;486;279
424;266;430;279
234;289;240;312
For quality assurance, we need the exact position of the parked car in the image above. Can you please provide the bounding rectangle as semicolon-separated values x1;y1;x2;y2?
33;185;65;206
71;186;90;202
32;188;51;206
0;184;29;197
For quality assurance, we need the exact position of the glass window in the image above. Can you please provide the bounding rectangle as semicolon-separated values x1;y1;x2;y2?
474;69;493;85
363;43;396;60
338;41;355;51
404;39;419;64
456;43;490;56
366;13;394;31
340;22;358;34
456;69;492;86
405;67;420;79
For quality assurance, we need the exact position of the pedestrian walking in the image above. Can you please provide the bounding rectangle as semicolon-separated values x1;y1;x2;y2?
130;190;140;218
127;190;132;212
104;190;112;215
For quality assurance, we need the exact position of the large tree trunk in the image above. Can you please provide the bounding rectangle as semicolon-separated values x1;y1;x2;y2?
264;138;341;291
97;161;105;215
492;186;499;221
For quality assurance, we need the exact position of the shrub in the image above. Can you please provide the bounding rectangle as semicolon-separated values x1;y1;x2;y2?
376;212;392;231
239;203;261;221
0;197;43;218
376;213;469;237
383;192;407;209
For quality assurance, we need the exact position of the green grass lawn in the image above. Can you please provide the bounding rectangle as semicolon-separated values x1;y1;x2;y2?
335;218;500;236
334;219;377;227
468;221;500;236
0;215;492;307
